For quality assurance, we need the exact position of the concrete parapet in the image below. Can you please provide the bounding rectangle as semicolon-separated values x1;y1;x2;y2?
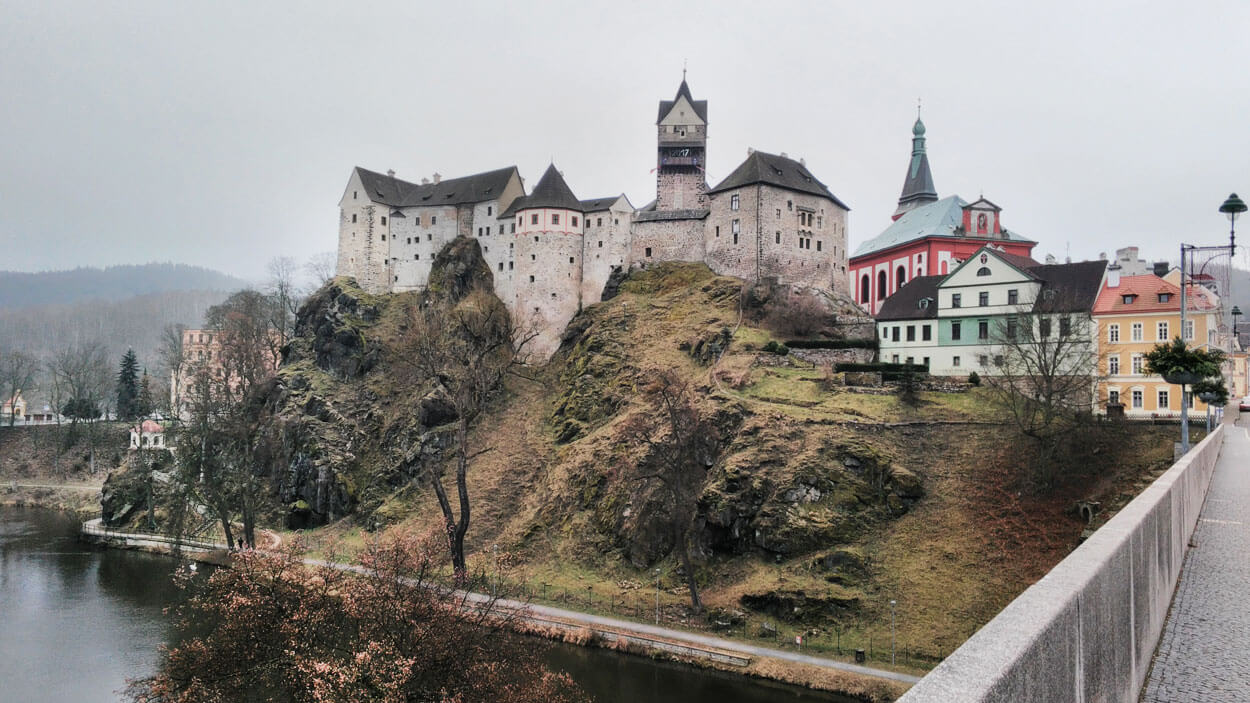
898;425;1225;703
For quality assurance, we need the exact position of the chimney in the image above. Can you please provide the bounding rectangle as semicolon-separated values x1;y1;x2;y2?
421;178;430;185
747;147;755;155
1153;261;1170;277
432;172;441;184
780;151;788;159
1106;263;1121;288
1045;254;1057;265
800;157;806;167
1099;251;1107;260
386;169;395;178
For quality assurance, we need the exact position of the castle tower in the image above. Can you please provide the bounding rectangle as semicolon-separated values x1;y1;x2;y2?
655;77;708;211
892;112;939;220
511;164;585;358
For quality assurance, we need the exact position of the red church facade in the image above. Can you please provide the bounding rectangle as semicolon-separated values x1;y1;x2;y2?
848;116;1037;315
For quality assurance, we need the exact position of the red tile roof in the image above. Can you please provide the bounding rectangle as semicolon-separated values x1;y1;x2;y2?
1093;275;1218;314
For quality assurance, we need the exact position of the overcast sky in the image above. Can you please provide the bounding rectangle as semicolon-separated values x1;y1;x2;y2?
3;1;1249;280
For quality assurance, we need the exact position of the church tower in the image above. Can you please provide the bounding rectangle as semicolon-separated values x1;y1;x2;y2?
655;76;708;211
892;112;939;220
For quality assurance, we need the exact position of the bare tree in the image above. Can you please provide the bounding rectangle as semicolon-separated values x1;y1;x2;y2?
389;287;533;585
987;305;1099;486
305;250;338;289
265;256;303;348
48;342;111;473
0;348;39;427
156;323;186;418
620;370;718;612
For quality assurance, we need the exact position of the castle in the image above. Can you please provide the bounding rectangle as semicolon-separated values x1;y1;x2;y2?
336;78;852;356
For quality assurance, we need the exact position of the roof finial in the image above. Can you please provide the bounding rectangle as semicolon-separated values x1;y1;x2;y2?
682;59;687;81
917;97;921;118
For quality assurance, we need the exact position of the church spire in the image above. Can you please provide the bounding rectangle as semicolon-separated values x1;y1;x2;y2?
892;107;939;220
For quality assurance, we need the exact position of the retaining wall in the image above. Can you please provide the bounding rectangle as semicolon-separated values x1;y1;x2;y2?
899;424;1225;703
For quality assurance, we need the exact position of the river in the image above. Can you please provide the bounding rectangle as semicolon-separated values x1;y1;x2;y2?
0;506;852;702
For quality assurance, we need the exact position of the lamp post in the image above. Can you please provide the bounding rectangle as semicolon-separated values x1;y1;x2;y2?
890;599;897;666
1219;193;1247;250
491;544;499;598
654;568;661;625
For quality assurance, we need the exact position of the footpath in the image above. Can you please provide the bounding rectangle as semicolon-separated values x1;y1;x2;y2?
1141;413;1250;702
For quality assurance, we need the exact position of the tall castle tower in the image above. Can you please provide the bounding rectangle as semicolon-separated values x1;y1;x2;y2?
655;76;708;211
510;164;586;358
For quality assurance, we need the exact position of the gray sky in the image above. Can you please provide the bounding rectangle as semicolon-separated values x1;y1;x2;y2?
3;1;1249;280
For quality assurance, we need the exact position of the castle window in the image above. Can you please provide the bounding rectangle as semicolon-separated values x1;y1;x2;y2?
860;274;870;303
572;216;578;227
776;209;781;218
532;214;539;225
614;219;619;225
732;219;740;235
598;241;603;248
776;231;780;244
731;194;740;211
817;216;822;228
534;236;539;242
509;261;513;270
499;262;504;271
552;214;560;225
407;238;411;244
381;216;387;225
734;232;739;244
499;225;504;234
645;247;652;257
897;266;906;286
597;218;603;226
510;223;515;234
351;213;357;223
552;293;557;298
381;234;386;241
484;246;488;252
431;216;437;224
877;271;887;299
414;254;419;260
427;234;432;241
531;254;536;261
529;275;535;283
477;227;482;236
353;191;357;199
487;206;492;216
569;257;574;264
715;226;720;238
816;240;822;252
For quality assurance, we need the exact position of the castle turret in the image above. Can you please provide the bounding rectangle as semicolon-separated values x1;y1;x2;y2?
510;164;585;357
655;76;708;211
892;112;939;220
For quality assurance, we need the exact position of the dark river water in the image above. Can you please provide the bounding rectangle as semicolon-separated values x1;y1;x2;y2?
0;506;852;702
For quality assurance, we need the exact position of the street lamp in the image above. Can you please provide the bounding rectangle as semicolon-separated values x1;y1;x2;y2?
890;600;897;666
654;568;662;625
1220;193;1247;249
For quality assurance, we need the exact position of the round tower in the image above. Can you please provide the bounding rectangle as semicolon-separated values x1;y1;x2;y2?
513;164;585;358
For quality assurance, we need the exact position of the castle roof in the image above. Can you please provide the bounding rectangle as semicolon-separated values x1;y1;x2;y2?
708;151;849;208
657;79;708;124
354;166;519;208
851;196;1034;259
580;195;628;212
500;164;582;215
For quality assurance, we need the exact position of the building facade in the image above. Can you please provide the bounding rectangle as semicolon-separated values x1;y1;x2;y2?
1092;269;1222;416
849;116;1037;315
877;246;1105;376
335;79;852;358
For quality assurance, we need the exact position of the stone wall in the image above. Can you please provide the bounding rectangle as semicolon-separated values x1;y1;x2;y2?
630;215;707;265
515;224;583;359
898;425;1226;703
388;205;459;292
581;204;632;303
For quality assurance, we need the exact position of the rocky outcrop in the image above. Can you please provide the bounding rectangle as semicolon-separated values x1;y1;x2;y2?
286;279;382;379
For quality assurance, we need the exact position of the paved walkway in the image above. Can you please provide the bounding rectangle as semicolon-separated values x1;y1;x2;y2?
1142;414;1250;702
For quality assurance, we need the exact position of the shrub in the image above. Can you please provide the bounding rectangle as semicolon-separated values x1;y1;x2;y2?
762;293;831;337
762;341;789;355
968;371;981;386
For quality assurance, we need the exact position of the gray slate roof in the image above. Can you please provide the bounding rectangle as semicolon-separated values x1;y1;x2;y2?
876;275;943;320
708;151;849;209
852;196;1034;259
355;166;518;208
500;164;581;216
657;79;708;124
896;118;938;211
580;196;621;212
1029;261;1108;313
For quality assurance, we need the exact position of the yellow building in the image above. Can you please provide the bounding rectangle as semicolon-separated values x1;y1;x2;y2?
1093;272;1221;416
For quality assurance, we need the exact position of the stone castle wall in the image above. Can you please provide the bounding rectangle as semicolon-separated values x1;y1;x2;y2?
580;205;632;303
515;218;584;359
388;205;460;292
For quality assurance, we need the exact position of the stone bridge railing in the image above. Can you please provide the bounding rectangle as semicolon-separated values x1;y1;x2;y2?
899;424;1225;703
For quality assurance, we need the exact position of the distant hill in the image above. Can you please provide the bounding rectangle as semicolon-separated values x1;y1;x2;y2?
0;263;250;309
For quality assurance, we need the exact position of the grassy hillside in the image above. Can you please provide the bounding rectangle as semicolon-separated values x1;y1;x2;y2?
277;259;1184;674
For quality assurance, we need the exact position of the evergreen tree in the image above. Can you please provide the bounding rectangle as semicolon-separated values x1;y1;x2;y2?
116;349;140;421
137;370;155;418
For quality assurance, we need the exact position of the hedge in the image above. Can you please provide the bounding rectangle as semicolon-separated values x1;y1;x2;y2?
783;338;880;350
835;361;928;381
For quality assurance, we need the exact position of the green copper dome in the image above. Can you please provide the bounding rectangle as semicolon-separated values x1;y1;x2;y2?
913;117;926;136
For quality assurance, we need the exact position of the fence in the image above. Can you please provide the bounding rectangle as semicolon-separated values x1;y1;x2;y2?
81;518;224;552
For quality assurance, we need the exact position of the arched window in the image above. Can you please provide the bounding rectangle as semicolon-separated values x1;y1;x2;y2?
860;274;870;303
896;266;906;287
940;260;949;275
877;270;887;299
976;267;992;276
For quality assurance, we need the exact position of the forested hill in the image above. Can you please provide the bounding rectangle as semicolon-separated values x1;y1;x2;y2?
0;263;250;309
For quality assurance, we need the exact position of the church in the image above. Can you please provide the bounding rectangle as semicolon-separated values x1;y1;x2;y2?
848;115;1038;316
335;78;852;357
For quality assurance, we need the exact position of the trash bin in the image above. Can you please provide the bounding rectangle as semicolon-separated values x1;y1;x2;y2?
855;649;866;663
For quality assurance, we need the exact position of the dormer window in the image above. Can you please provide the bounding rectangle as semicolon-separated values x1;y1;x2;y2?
1158;293;1172;303
918;297;932;310
1123;294;1137;304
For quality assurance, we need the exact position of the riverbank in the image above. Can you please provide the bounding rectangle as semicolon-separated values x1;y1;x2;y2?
81;517;910;701
1;480;102;518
